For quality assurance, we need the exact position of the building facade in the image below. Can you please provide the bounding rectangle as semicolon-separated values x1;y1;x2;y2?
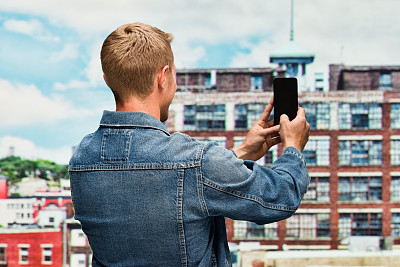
168;64;400;250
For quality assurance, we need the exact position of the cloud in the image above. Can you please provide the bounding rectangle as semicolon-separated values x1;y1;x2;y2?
3;18;59;42
0;79;93;127
50;43;79;62
0;136;72;164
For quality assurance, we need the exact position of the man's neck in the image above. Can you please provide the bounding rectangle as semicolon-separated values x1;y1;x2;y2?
116;96;161;120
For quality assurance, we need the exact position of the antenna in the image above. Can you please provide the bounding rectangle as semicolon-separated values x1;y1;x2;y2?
290;0;294;41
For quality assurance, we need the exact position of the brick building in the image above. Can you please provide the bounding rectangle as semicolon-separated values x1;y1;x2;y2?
0;228;62;267
168;64;400;251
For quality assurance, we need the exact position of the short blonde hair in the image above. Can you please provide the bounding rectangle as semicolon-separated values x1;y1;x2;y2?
101;22;174;101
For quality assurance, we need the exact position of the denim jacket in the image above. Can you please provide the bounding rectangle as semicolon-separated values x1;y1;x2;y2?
69;111;310;267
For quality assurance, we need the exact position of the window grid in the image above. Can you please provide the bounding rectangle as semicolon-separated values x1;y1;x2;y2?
338;176;382;201
391;176;400;201
303;139;330;166
339;140;382;166
391;140;400;165
183;104;226;131
338;103;382;129
379;73;392;89
250;76;263;91
303;177;330;202
391;104;400;129
42;247;52;264
0;246;6;264
19;246;29;264
392;213;400;237
339;213;382;237
302;103;330;130
233;220;278;238
234;103;268;130
286;213;330;239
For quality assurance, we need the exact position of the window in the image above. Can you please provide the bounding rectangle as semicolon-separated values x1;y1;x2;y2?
250;76;263;91
303;176;330;202
183;104;226;130
379;72;392;89
338;176;381;201
302;139;329;166
339;139;382;166
0;246;6;264
392;213;400;237
302;103;330;129
234;221;277;238
286;213;330;238
391;104;400;129
391;140;400;165
234;103;268;130
338;103;382;129
194;137;226;148
41;245;52;264
391;176;400;201
18;245;29;264
339;213;382;237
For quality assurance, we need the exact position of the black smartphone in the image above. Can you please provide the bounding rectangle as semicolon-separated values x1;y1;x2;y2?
273;77;298;125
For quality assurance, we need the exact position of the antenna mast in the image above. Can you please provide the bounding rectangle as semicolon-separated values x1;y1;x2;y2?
290;0;294;41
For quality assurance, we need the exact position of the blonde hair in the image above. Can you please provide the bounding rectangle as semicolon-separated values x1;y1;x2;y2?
101;22;174;101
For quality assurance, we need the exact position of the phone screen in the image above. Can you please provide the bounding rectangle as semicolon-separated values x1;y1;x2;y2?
273;77;298;125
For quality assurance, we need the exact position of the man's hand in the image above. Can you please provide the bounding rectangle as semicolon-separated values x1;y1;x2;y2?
280;107;310;152
233;98;281;161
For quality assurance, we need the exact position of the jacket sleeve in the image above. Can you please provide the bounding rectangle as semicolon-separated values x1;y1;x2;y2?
200;143;310;224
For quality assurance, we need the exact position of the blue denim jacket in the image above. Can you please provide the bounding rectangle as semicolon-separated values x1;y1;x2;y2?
69;111;310;267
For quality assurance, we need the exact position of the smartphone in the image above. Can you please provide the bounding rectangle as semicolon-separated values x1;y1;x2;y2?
273;77;298;125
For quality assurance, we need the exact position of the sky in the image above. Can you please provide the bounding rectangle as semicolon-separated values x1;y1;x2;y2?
0;0;399;164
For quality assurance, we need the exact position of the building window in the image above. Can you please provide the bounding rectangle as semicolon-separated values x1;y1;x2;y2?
234;221;277;238
339;213;382;237
194;137;226;148
379;72;392;89
338;176;382;201
339;139;382;166
234;103;268;130
391;176;400;201
302;139;330;166
302;103;330;129
183;104;226;131
303;176;330;202
18;245;29;265
391;140;400;165
286;213;330;238
392;213;400;237
338;103;382;129
0;245;6;264
391;104;400;129
250;76;263;91
41;245;52;265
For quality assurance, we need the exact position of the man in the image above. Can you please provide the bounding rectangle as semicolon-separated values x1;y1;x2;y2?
69;22;310;267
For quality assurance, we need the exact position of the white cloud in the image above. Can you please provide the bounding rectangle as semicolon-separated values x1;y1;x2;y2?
0;136;72;164
50;43;79;62
0;79;93;127
3;18;59;42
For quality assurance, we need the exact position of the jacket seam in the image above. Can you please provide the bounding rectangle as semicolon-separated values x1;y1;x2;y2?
197;143;210;217
177;169;188;267
203;177;297;212
68;161;200;171
282;148;307;165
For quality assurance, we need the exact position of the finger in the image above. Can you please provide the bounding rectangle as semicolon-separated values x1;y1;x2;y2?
259;125;280;136
269;136;281;146
297;107;306;117
280;114;289;123
257;98;274;125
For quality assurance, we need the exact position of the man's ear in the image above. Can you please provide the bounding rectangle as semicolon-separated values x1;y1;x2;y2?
103;74;109;87
158;65;170;89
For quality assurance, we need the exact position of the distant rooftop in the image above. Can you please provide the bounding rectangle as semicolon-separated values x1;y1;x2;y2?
270;40;315;64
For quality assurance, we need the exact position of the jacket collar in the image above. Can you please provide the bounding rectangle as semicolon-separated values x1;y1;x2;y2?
99;110;170;136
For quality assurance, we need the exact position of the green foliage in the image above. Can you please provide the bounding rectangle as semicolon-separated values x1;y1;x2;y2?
0;156;69;184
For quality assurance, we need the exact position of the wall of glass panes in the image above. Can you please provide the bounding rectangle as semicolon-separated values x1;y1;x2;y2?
338;213;382;237
338;139;382;166
391;139;400;165
391;176;400;201
391;104;400;129
392;213;400;237
302;103;330;130
338;103;382;129
183;104;226;130
234;103;268;130
302;138;330;166
233;221;278;238
303;176;330;202
338;176;382;201
285;213;330;239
